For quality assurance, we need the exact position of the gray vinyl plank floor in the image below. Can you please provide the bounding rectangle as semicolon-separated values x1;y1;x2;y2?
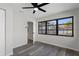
13;41;79;56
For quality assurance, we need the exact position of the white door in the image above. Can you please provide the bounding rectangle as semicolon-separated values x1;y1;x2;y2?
0;9;5;56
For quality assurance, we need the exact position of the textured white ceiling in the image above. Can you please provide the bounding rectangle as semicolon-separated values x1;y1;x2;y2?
33;3;79;18
1;3;79;18
19;3;79;18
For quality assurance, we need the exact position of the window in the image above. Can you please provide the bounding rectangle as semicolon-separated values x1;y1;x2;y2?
38;21;46;34
58;17;73;36
47;20;56;35
38;16;74;37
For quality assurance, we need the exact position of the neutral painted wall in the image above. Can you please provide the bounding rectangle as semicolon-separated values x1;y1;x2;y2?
12;4;36;53
35;8;79;51
13;9;28;48
0;4;34;56
0;3;36;56
0;4;13;56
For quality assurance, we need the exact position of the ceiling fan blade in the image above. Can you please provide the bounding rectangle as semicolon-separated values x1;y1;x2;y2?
33;10;36;14
22;7;34;9
38;8;46;12
38;3;49;7
31;3;38;7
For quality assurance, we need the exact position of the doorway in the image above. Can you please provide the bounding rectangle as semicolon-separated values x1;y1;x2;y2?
27;22;33;44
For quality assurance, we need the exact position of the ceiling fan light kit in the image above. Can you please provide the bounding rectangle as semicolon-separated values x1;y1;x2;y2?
34;8;38;11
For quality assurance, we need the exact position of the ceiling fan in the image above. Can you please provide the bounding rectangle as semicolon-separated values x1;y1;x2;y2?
22;3;49;14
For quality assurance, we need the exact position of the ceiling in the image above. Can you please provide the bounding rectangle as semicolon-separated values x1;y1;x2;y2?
33;3;79;18
4;3;79;18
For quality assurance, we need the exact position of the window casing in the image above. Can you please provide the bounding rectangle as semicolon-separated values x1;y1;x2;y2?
47;20;56;35
58;17;73;36
38;21;46;34
38;16;74;37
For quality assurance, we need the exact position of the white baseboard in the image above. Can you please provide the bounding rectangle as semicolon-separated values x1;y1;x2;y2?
6;52;13;56
35;41;79;52
14;43;27;49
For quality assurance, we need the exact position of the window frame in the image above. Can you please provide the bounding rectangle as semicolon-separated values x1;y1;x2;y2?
38;16;74;37
38;21;47;34
57;16;74;37
46;19;57;35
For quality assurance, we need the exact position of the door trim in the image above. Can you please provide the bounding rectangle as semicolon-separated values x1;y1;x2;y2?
0;8;6;56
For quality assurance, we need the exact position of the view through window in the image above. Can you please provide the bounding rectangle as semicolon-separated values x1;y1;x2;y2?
58;17;73;36
38;21;46;34
47;20;56;34
38;16;73;37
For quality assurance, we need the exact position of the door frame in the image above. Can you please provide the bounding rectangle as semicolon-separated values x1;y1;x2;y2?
0;8;6;56
26;18;36;44
26;21;34;44
27;22;33;43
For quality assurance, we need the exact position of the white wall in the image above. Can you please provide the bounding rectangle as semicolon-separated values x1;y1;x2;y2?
13;9;28;48
35;8;79;51
0;3;36;56
0;4;13;56
0;3;33;56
